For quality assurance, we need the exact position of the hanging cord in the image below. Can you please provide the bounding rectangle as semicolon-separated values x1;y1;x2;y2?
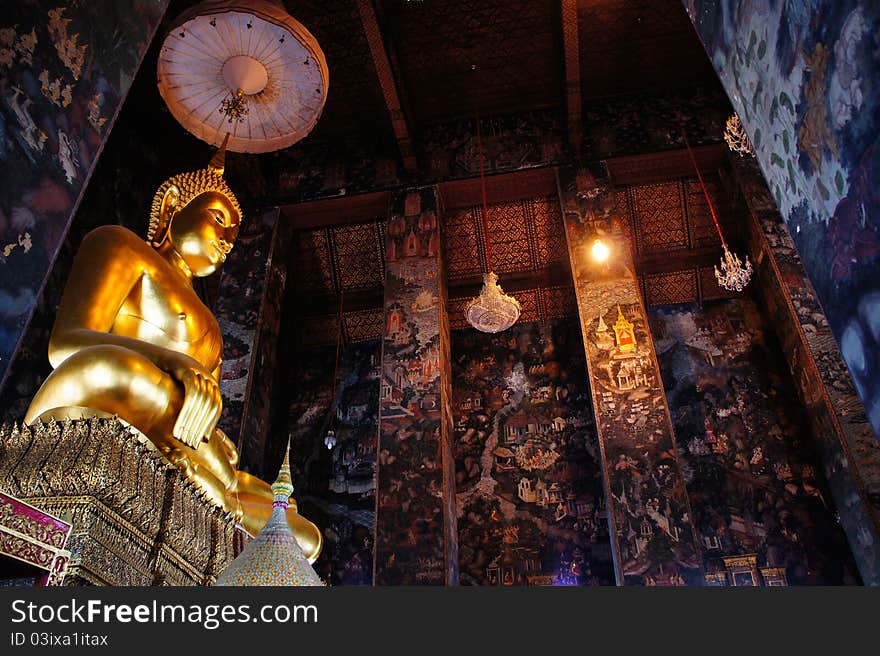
329;288;344;426
679;122;727;249
476;110;493;273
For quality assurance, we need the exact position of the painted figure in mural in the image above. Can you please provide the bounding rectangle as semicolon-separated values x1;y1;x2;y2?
23;140;321;560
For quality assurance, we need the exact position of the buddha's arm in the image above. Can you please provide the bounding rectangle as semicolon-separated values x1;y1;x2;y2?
47;226;220;447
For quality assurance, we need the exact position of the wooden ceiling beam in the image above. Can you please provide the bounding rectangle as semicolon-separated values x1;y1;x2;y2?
606;144;727;186
634;246;726;277
561;0;583;151
356;0;418;174
438;167;558;210
280;191;391;230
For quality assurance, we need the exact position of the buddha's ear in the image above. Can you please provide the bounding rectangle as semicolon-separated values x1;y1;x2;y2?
159;184;181;223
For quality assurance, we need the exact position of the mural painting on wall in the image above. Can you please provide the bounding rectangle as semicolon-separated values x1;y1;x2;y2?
375;188;454;585
684;0;880;441
452;318;615;586
759;208;880;502
287;340;381;586
214;214;275;446
268;133;402;203
650;298;860;584
585;297;702;584
0;1;168;383
745;201;880;582
420;110;565;181
560;166;703;585
261;89;731;208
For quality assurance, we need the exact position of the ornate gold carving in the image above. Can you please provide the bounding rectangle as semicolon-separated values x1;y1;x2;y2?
0;500;68;548
0;418;239;586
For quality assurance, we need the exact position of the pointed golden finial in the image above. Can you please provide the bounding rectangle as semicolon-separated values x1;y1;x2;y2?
208;133;230;175
271;438;294;506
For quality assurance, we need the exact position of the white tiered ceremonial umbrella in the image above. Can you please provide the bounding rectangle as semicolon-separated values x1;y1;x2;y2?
157;0;328;154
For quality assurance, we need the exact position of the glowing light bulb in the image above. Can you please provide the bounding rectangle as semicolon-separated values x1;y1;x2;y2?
591;238;610;262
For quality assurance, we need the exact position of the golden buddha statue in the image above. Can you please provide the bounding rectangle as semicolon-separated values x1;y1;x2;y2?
24;140;321;562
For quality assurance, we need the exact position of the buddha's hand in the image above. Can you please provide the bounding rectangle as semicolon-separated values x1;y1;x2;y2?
171;365;222;449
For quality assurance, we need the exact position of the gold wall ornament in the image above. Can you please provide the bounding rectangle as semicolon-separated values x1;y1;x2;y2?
465;272;522;334
22;143;321;562
724;113;755;157
0;491;72;585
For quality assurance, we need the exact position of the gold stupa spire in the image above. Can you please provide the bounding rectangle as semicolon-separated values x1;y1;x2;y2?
271;438;294;506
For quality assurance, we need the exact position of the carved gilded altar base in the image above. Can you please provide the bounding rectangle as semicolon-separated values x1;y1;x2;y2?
0;418;241;586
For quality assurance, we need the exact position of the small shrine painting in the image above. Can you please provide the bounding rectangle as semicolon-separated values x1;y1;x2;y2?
590;304;656;403
613;305;635;353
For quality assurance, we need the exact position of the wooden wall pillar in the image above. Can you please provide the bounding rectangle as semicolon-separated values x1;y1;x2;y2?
558;166;704;585
374;187;458;585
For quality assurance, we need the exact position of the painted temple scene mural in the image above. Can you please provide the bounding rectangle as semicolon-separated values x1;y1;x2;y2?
650;299;860;584
452;318;615;586
285;339;381;586
1;0;880;597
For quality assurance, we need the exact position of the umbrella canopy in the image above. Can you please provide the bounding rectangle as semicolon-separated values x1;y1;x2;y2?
157;0;329;154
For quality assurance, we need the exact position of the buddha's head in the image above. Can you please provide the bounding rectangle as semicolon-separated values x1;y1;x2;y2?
148;139;242;277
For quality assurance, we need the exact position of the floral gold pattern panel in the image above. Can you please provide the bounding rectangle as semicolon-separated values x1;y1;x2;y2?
632;182;688;253
643;271;699;307
331;222;385;292
444;197;567;283
0;491;71;585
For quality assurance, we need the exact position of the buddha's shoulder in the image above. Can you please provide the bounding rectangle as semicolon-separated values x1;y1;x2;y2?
81;225;153;254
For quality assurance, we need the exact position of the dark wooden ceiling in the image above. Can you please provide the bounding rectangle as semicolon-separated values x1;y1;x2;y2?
282;0;390;137
380;0;563;124
579;0;718;99
278;0;719;136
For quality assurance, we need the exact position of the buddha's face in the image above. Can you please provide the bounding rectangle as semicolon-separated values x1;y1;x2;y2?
166;191;240;276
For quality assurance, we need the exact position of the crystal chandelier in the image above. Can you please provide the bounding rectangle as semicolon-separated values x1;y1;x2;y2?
465;112;521;333
723;113;755;157
466;271;521;333
680;122;752;291
715;245;753;291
